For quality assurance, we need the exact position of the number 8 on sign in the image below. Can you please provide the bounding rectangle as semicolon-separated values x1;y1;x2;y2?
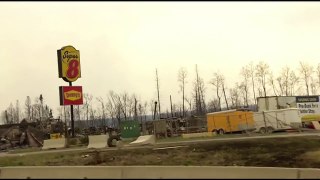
67;60;80;79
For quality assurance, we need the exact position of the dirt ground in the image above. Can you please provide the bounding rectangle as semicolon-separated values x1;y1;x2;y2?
80;136;320;168
2;136;320;168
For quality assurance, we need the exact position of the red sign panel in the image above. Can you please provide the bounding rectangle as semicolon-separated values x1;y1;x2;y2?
59;86;83;106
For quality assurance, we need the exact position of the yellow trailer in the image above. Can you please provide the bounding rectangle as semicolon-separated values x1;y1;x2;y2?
207;109;255;134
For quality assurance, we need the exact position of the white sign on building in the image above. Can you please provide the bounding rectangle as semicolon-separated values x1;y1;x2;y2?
296;96;320;120
257;96;320;122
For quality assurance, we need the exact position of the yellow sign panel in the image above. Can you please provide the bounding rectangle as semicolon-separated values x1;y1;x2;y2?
50;133;61;139
64;90;82;101
57;46;81;82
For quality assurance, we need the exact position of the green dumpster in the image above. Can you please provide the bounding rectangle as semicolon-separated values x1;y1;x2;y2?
120;120;141;138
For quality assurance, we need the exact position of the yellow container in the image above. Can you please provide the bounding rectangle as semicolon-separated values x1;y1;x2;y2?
207;109;255;133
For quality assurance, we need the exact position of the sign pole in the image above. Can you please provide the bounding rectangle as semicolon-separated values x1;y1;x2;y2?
57;45;82;139
69;82;75;138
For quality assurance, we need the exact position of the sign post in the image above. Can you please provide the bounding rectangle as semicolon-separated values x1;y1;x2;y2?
296;96;320;122
57;45;82;138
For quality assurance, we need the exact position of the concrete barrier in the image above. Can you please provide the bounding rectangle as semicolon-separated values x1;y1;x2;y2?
312;121;320;130
1;166;320;179
122;166;298;179
87;134;109;149
182;132;215;139
129;135;155;146
0;166;122;179
299;168;320;179
41;138;66;150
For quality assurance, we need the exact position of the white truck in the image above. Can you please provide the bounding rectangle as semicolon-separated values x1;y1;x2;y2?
253;108;302;134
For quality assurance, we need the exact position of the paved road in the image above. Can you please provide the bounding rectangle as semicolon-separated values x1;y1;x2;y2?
1;131;320;157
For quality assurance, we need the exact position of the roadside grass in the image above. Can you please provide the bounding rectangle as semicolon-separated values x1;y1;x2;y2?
156;132;261;143
0;151;86;167
7;147;42;154
4;131;301;155
2;136;320;167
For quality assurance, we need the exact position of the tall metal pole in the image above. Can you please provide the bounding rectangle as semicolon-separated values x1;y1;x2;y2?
69;82;75;138
156;69;161;119
153;101;157;120
153;101;157;136
170;95;173;118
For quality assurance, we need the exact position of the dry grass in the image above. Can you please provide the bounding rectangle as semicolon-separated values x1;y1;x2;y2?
1;136;320;168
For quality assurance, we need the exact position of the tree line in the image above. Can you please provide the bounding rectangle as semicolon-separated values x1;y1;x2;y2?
0;94;53;124
1;61;319;126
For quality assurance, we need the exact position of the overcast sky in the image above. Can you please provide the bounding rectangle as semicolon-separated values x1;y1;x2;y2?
1;2;320;118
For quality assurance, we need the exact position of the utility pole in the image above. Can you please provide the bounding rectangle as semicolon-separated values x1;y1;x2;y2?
170;95;173;118
134;98;137;120
153;101;157;137
39;94;43;122
153;101;157;120
156;69;161;119
195;65;201;114
5;110;8;124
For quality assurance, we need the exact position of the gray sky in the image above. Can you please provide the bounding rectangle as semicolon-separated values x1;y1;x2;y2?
1;2;320;118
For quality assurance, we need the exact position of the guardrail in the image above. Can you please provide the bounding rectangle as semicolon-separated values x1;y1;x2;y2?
0;166;319;179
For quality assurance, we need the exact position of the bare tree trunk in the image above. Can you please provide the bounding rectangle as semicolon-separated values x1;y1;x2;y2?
245;87;249;107
217;92;221;111
178;67;187;118
210;72;225;111
249;63;257;105
195;64;205;115
299;61;313;96
222;84;229;110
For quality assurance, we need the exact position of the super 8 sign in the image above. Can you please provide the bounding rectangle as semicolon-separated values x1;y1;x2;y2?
57;46;81;82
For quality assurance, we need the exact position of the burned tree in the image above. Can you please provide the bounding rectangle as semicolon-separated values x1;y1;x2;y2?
248;62;257;105
193;65;206;115
155;69;161;119
83;93;93;126
178;67;188;118
221;75;229;110
277;66;292;96
25;96;32;122
210;72;223;111
289;71;299;96
268;71;278;96
229;83;240;109
255;61;270;97
96;97;106;126
299;61;313;96
240;66;250;106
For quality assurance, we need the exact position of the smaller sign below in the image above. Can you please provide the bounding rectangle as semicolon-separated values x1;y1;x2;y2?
59;86;83;106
